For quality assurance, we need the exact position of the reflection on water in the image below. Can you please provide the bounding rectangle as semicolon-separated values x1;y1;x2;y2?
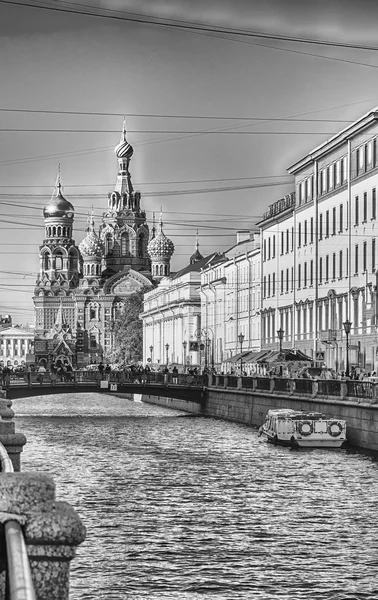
13;393;378;600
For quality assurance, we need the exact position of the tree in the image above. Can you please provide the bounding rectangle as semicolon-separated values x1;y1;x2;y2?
108;289;146;366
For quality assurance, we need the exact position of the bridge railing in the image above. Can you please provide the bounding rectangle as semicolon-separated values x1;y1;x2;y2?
208;374;378;402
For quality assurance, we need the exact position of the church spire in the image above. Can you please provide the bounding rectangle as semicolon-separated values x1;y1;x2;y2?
190;229;204;264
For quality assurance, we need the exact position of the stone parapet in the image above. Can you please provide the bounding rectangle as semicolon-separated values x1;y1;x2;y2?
0;472;86;600
0;398;26;472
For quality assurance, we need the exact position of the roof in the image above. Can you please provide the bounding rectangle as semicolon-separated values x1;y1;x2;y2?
0;327;34;337
171;252;221;280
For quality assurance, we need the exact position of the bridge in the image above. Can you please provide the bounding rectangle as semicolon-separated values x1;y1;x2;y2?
4;371;206;403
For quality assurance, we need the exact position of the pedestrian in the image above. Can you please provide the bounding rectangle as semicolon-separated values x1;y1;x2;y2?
98;362;105;379
172;366;178;384
37;363;46;385
105;363;111;381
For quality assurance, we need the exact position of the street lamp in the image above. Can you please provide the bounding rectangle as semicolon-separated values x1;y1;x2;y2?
182;340;187;371
343;319;352;377
238;332;245;375
165;343;169;366
277;327;284;354
149;345;153;363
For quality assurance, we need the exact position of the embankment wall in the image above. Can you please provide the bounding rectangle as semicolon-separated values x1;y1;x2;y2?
142;389;378;452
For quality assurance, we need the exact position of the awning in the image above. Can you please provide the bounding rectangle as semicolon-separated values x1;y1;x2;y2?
225;351;251;364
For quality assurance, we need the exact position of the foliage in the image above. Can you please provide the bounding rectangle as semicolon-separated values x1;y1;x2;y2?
107;289;147;366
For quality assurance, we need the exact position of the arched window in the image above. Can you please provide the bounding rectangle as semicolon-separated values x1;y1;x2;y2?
57;227;62;237
43;253;50;270
160;264;163;276
121;232;129;256
55;252;63;270
91;264;95;275
62;227;66;237
138;234;144;257
69;253;75;273
164;264;168;275
53;226;56;236
96;264;100;275
105;234;114;255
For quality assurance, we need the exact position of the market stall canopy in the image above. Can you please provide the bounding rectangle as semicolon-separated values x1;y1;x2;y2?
260;349;313;363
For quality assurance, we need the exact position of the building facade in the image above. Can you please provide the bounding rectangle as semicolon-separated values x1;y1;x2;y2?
0;327;35;369
200;231;261;369
259;107;378;373
141;243;219;369
33;124;171;367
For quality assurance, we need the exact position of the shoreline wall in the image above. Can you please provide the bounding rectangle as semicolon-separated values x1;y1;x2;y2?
141;389;378;452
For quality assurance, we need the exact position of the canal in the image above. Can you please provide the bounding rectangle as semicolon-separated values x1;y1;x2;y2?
13;393;378;600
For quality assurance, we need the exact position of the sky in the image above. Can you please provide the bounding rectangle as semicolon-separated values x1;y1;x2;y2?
2;0;378;323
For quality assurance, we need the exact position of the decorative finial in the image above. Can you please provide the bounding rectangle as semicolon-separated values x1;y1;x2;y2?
159;207;163;231
195;229;199;250
122;117;127;142
151;212;156;239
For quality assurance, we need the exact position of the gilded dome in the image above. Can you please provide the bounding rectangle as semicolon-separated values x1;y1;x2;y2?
115;121;134;160
43;185;74;219
148;231;174;259
79;219;104;258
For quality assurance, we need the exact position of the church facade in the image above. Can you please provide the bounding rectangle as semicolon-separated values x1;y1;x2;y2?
33;124;174;367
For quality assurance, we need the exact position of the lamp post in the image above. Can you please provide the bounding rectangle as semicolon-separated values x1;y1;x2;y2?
165;343;169;366
182;340;187;372
238;332;245;375
343;319;352;377
149;345;153;363
277;327;284;354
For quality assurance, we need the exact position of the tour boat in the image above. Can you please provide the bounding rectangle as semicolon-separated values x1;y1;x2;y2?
259;409;346;448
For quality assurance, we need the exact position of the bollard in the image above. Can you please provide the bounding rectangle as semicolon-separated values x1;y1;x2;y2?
0;472;86;600
0;398;27;472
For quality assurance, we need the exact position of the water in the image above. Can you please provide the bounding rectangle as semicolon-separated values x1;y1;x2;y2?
12;393;378;600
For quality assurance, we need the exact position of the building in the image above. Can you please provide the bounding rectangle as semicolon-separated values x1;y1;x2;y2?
141;238;219;368
0;326;34;369
200;231;261;370
33;124;171;367
259;106;378;373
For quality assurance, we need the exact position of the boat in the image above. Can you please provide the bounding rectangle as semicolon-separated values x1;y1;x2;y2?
258;408;346;448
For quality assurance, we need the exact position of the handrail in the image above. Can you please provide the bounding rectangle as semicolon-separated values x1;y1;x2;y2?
0;441;36;600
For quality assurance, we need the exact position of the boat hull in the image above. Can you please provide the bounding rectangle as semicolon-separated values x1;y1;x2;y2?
262;431;346;448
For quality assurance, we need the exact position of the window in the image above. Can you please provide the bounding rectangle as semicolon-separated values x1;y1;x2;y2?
280;231;284;255
325;255;329;282
319;214;323;240
319;257;323;284
90;333;97;348
374;139;377;166
325;211;329;237
263;276;266;298
332;207;336;235
340;158;344;183
310;260;314;286
339;204;343;231
332;253;336;280
268;275;271;297
298;264;301;289
339;250;343;278
333;162;338;186
291;267;294;291
55;252;63;270
90;307;96;320
272;273;275;296
263;240;266;261
310;217;314;243
138;234;144;257
373;188;377;220
272;235;276;258
280;270;284;294
355;196;359;225
286;269;289;293
105;234;114;254
121;232;129;256
355;244;359;274
363;192;368;222
268;238;271;260
298;223;301;247
286;229;289;253
304;262;307;287
373;239;376;272
291;227;294;251
304;220;307;245
335;160;341;185
363;241;367;273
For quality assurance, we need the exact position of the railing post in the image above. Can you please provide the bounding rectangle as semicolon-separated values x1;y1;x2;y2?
0;398;26;472
252;377;257;392
208;373;213;387
312;379;318;398
289;379;295;395
269;377;275;393
237;377;242;390
340;381;348;399
215;375;219;387
0;472;86;600
224;376;228;388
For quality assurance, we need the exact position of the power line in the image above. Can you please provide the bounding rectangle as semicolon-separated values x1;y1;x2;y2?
0;107;352;123
0;128;339;135
2;0;378;53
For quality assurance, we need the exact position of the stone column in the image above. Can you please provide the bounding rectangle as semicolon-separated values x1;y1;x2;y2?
0;398;26;472
0;472;86;600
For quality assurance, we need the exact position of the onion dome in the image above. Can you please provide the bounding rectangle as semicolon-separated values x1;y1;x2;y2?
115;120;134;160
148;212;174;259
79;215;104;258
43;183;75;219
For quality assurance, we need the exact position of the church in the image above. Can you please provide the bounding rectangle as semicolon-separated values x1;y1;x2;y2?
33;124;175;367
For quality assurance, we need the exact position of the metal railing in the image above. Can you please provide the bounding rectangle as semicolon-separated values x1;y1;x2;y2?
293;379;313;394
317;380;342;397
256;377;271;391
274;378;291;393
347;381;374;399
0;441;36;600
